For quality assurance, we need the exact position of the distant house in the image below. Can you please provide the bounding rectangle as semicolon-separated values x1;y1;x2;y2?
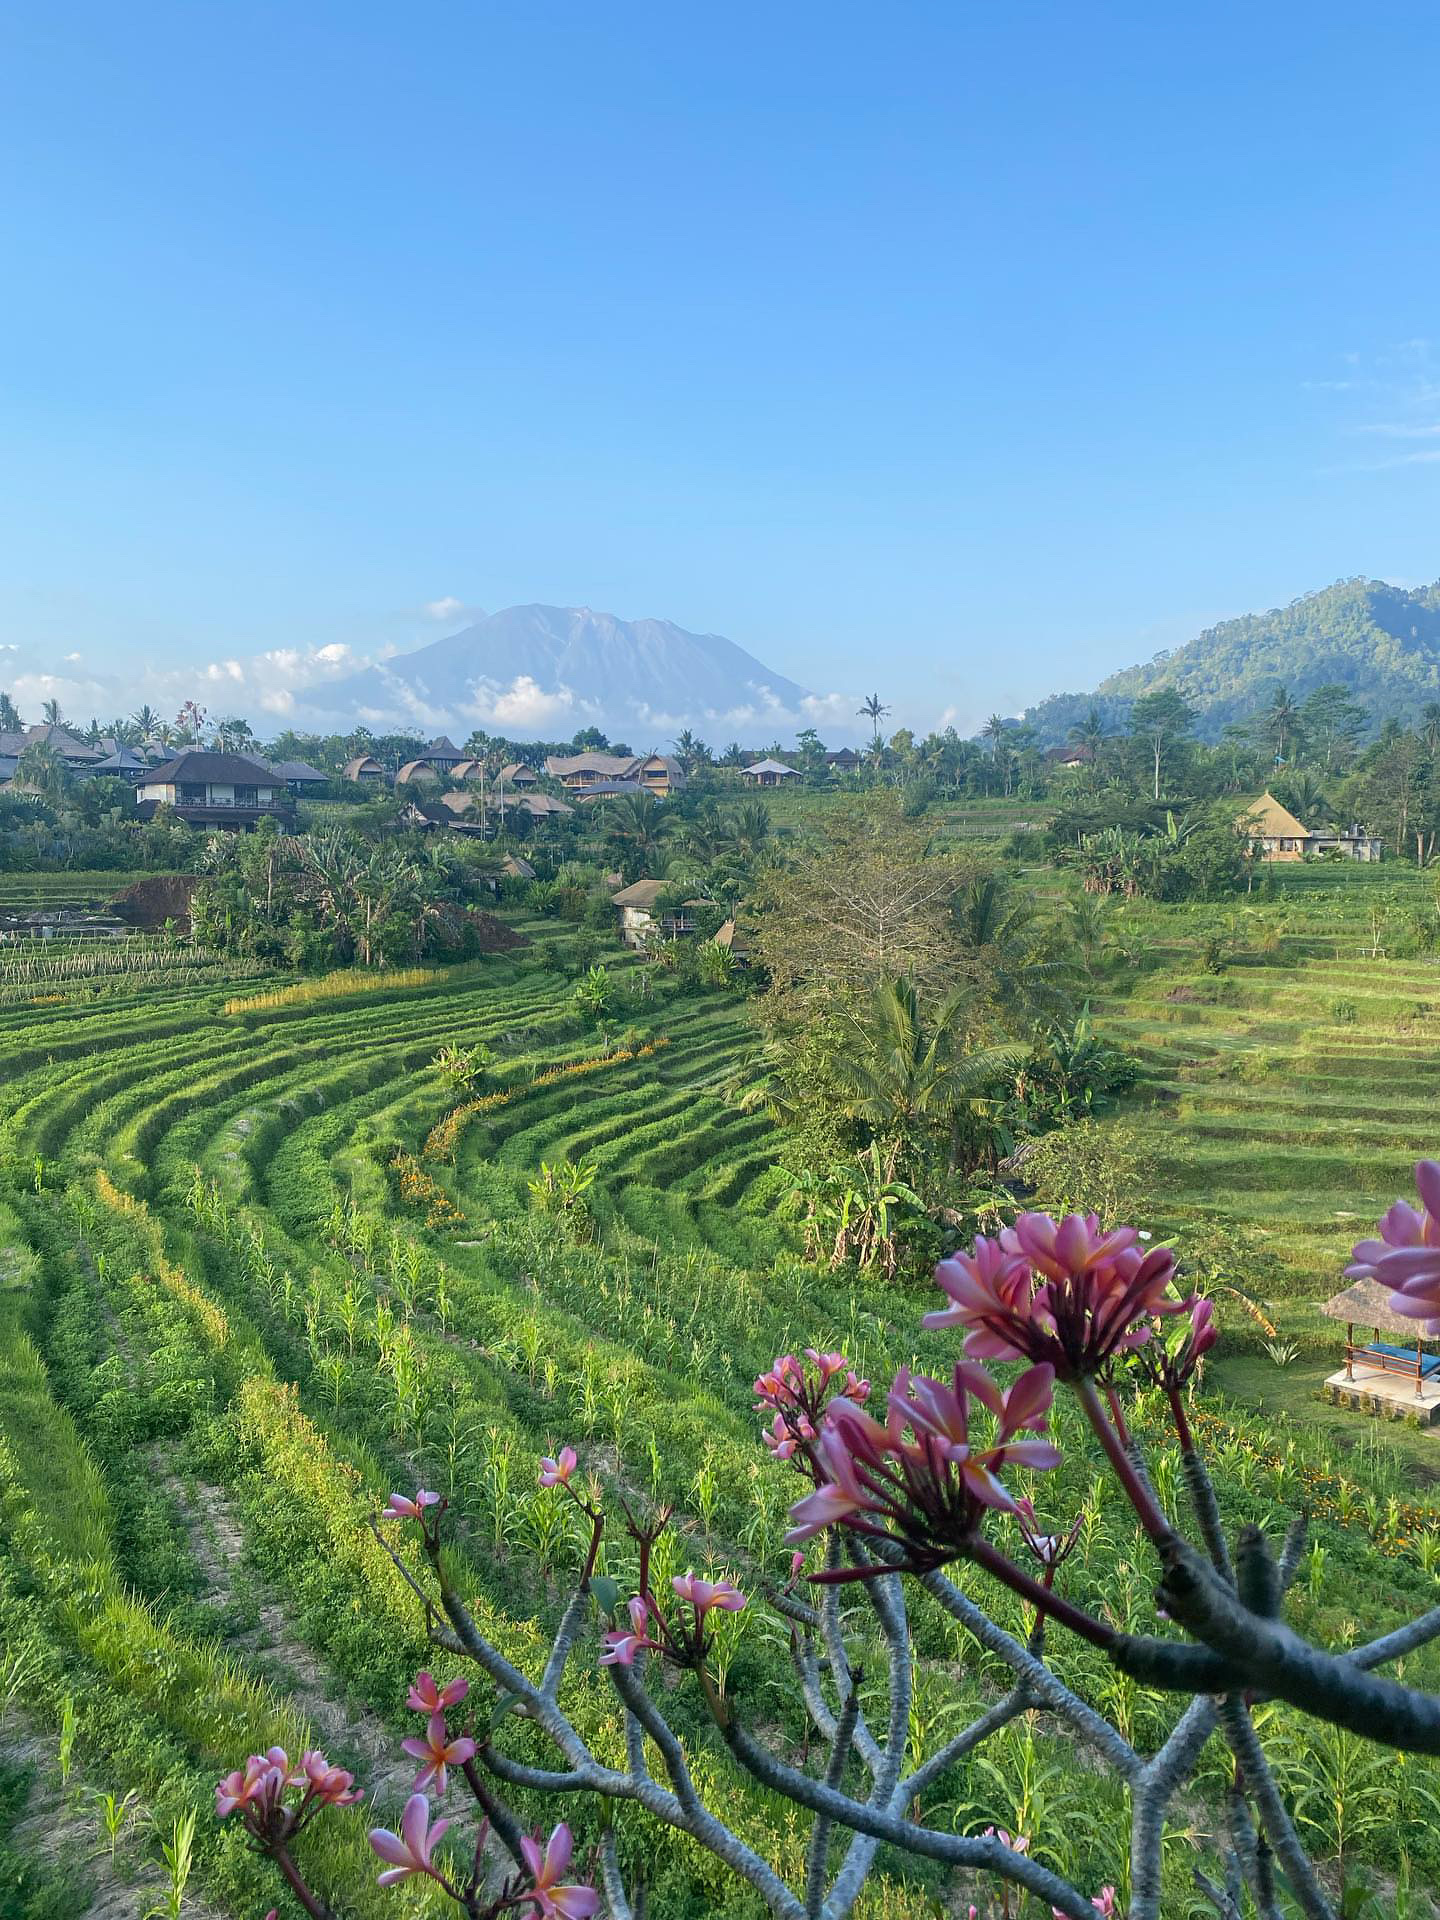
135;751;293;829
610;879;710;947
713;918;751;963
0;724;104;770
342;754;388;784
449;758;484;783
497;761;538;787
416;735;466;773
1242;792;1382;863
91;746;151;775
1046;746;1090;772
502;854;536;881
544;752;686;796
396;759;442;787
267;759;328;794
511;792;573;820
825;748;861;771
400;798;488;836
739;757;799;788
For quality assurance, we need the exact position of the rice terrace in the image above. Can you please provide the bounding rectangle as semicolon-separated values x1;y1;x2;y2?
10;12;1440;1913
3;725;1440;1920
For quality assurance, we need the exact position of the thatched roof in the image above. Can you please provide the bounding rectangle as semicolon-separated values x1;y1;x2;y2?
1319;1277;1428;1338
1243;791;1311;839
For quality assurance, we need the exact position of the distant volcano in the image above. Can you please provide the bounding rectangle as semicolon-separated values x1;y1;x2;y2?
296;604;827;743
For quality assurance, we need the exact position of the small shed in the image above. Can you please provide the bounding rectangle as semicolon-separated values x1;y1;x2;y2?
396;759;442;786
611;878;666;949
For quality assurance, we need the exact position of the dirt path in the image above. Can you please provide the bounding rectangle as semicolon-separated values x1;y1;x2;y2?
157;1457;416;1809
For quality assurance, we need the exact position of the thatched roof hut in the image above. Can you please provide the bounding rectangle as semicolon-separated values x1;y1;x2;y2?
1318;1278;1424;1339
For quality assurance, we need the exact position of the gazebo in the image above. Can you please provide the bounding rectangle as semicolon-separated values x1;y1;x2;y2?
1319;1277;1440;1399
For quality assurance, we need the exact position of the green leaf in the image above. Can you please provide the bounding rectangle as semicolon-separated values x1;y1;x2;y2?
591;1575;621;1619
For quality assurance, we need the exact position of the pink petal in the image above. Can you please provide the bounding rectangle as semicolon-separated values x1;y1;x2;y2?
1416;1160;1440;1221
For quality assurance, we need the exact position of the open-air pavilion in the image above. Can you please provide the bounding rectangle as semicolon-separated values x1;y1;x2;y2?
1319;1276;1440;1423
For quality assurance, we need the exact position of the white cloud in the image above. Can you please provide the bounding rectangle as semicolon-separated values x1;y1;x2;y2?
424;597;465;622
63;650;83;663
462;674;586;730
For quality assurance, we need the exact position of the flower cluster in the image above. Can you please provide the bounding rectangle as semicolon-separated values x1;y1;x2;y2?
215;1744;361;1846
1349;1159;1440;1333
925;1212;1185;1378
1012;1496;1083;1580
754;1348;871;1468
785;1362;1060;1571
401;1669;475;1793
600;1569;747;1667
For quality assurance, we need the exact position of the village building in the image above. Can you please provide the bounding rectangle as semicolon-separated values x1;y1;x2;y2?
395;758;443;786
342;754;389;784
825;748;861;771
739;756;799;788
134;751;293;828
544;752;686;796
0;724;105;770
497;761;538;787
414;735;466;773
1242;792;1381;863
267;759;328;794
609;880;709;948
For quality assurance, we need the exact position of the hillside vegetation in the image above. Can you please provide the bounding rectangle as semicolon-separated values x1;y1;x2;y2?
1025;576;1440;741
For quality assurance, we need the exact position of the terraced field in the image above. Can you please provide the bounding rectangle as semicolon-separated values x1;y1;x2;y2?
1093;866;1440;1357
5;904;1440;1916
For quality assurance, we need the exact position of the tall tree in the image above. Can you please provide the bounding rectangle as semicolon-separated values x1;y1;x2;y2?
857;692;890;733
1068;705;1106;764
40;697;65;727
14;739;71;802
1299;683;1367;771
0;691;21;732
1262;684;1302;766
1128;688;1196;801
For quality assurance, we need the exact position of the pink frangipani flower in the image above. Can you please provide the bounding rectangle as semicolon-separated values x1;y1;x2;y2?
1350;1160;1440;1332
600;1596;658;1668
519;1822;600;1919
299;1749;362;1807
926;1214;1183;1377
383;1489;441;1521
785;1361;1061;1570
369;1792;450;1886
406;1670;469;1714
401;1712;477;1795
672;1570;747;1624
539;1446;578;1488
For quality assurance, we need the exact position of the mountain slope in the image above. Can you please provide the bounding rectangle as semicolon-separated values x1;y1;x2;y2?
298;604;818;742
1022;577;1440;743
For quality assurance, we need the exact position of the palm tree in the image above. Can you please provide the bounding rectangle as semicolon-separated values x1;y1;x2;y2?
1067;705;1105;764
14;739;72;803
955;873;1077;1032
732;799;771;860
603;790;670;872
831;975;1025;1182
672;728;710;776
0;691;21;732
720;741;746;769
858;692;890;732
1265;685;1302;765
41;697;65;727
131;703;160;742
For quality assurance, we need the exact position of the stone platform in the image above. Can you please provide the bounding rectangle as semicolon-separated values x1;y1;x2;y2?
1323;1366;1440;1426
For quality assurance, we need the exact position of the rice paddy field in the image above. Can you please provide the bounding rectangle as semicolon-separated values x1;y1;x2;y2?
3;881;1440;1917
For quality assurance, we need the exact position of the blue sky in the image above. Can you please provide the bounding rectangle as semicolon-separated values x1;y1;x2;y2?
3;0;1440;734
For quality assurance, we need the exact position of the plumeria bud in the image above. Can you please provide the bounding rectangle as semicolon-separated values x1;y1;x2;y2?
300;1749;362;1806
539;1446;578;1488
600;1596;657;1667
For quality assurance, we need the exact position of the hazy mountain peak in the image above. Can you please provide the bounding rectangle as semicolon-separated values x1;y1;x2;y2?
297;603;826;742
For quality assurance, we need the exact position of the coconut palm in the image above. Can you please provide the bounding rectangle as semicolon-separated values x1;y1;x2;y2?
0;691;21;732
1067;705;1105;764
1264;685;1302;765
603;789;671;872
857;692;890;731
955;872;1077;1031
14;739;72;802
41;697;65;727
